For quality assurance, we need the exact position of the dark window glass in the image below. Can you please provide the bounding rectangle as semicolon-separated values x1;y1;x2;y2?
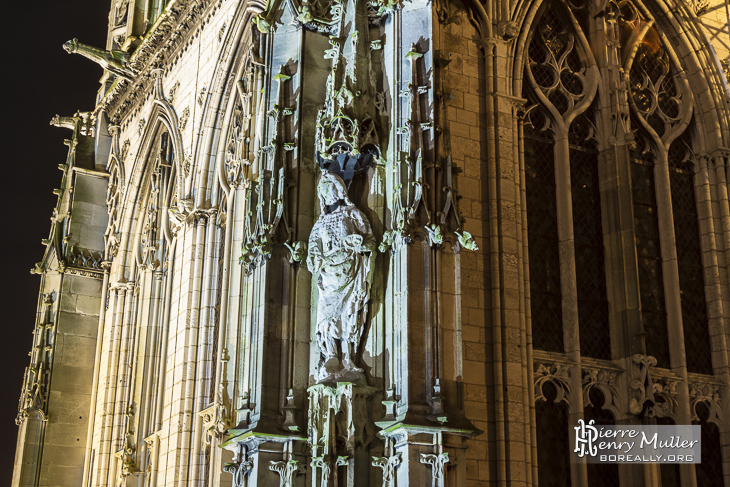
656;416;680;487
669;134;713;374
536;382;571;487
584;388;619;487
570;112;610;360
630;140;671;367
525;128;564;353
693;402;724;485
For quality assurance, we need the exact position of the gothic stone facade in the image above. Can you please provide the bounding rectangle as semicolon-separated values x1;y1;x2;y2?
12;0;730;485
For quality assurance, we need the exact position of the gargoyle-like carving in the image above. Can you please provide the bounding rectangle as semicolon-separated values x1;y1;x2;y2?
307;172;375;379
63;39;138;81
50;114;79;131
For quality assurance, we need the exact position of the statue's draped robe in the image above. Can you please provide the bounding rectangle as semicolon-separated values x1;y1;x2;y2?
307;204;374;357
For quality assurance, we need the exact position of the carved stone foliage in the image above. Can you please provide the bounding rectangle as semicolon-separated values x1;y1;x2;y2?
223;441;258;487
307;173;375;380
291;0;393;35
582;366;620;418
386;46;476;251
420;452;449;485
629;354;656;416
627;354;680;420
311;0;381;225
372;451;402;487
66;246;104;270
689;379;723;425
239;45;304;269
200;385;230;443
308;383;377;486
98;0;221;121
16;294;55;424
534;362;571;405
223;451;253;487
314;0;378;155
269;459;302;487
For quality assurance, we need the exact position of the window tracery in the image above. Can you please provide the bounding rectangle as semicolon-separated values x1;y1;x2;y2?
525;0;722;481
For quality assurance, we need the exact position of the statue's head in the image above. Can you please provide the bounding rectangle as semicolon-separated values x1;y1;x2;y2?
63;39;79;54
317;172;352;212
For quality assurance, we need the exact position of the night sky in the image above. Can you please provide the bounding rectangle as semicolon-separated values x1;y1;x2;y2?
1;2;111;483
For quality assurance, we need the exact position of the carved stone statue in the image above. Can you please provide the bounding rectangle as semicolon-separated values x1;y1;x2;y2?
63;39;137;81
307;172;375;378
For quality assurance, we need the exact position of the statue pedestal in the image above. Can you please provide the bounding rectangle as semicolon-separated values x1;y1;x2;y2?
307;382;379;486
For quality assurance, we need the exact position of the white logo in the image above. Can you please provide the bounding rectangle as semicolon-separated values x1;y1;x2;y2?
574;419;599;457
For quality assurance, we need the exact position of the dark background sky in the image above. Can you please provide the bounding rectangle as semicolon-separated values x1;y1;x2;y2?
1;2;111;484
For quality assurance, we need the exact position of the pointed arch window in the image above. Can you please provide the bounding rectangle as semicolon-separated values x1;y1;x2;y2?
584;389;619;486
524;0;609;359
630;131;671;368
524;107;563;353
627;28;713;375
693;401;724;485
570;109;610;360
535;380;571;487
668;132;712;374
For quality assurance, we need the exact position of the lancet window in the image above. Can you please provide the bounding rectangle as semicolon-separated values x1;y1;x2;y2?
693;402;724;485
526;0;720;482
524;0;609;360
524;107;563;353
584;389;619;486
570;109;610;360
630;132;671;367
526;0;716;371
535;381;571;487
668;132;712;374
628;28;713;375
